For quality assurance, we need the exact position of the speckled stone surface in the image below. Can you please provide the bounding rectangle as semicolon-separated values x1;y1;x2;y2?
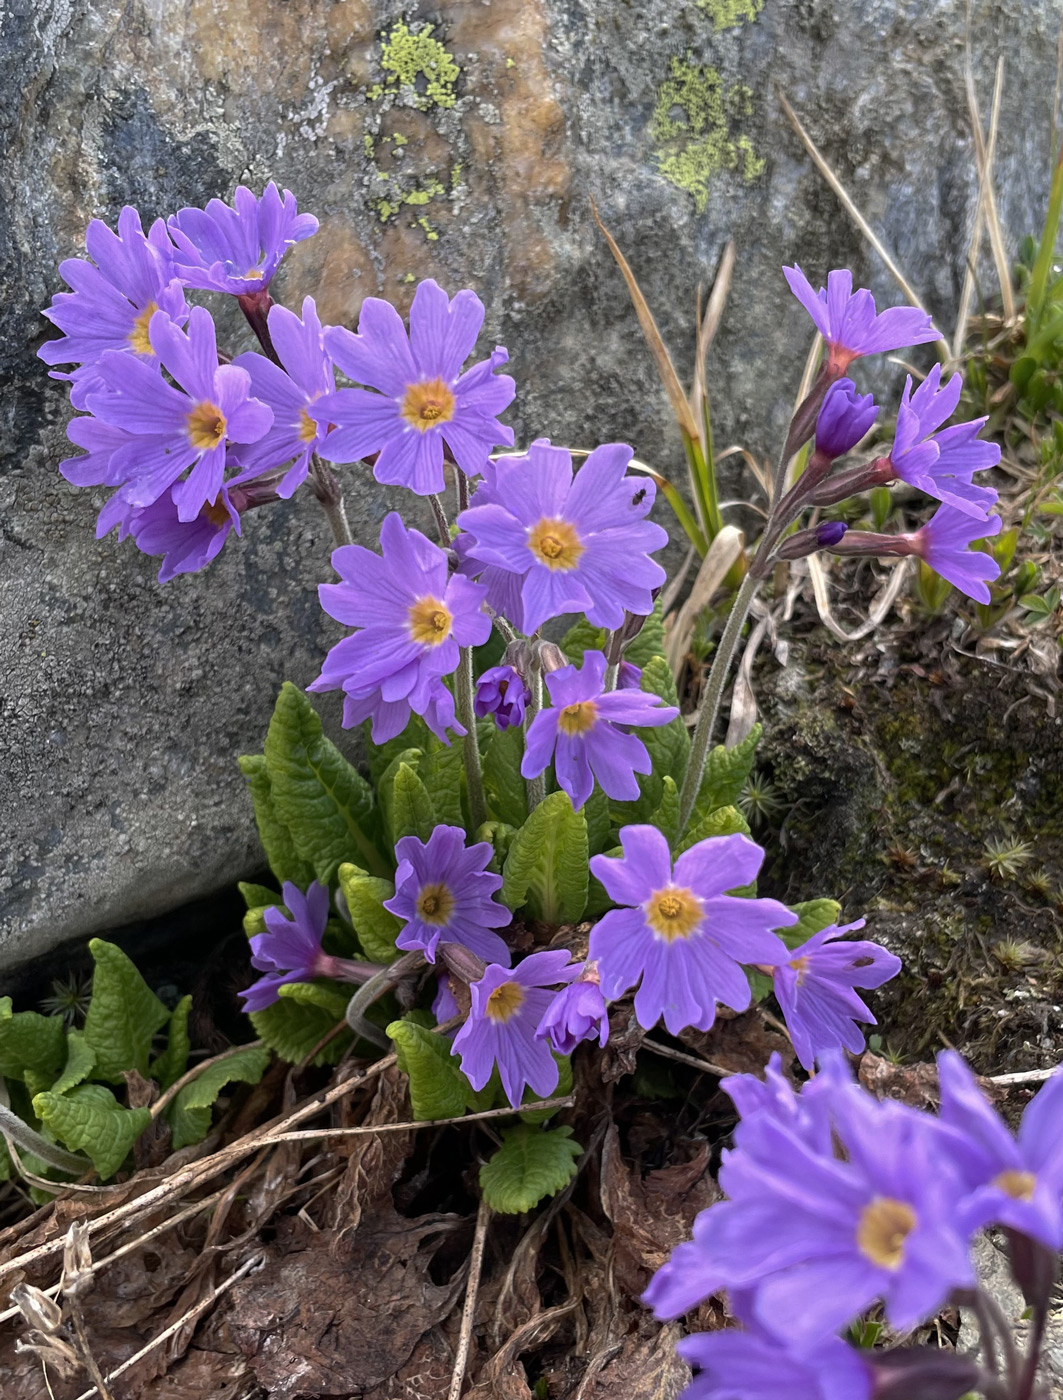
1;0;1057;966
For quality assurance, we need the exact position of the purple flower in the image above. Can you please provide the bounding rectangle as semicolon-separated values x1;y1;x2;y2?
784;266;939;375
588;826;796;1035
59;417;138;488
536;963;609;1055
83;305;273;521
240;881;332;1013
451;950;579;1107
457;440;668;632
772;920;901;1071
814;378;878;459
521;651;678;811
616;660;642;690
384;825;513;966
937;1051;1063;1250
911;504;1001;603
230;296;336;497
675;1328;871;1400
311;279;515;495
887;365;1000;518
474;664;531;730
308;512;490;743
167;183;318;294
433;972;461;1024
100;481;242;583
39;206;189;410
645;1062;975;1343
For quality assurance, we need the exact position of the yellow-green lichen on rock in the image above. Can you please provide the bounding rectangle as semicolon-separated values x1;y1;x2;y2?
651;55;765;212
695;0;765;31
370;20;460;111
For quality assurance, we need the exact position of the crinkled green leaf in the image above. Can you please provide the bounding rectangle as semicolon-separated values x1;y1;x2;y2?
675;803;751;856
390;762;437;844
610;659;689;826
250;993;348;1066
639;652;680;708
83;940;170;1082
480;1123;582;1214
237;753;317;888
418;737;465;828
650;776;681;848
33;1084;150;1180
501;791;588;924
149;995;192;1091
388;1018;468;1120
483;722;528;830
243;905;270;937
779;898;842;951
583;786;612;858
365;714;430;787
693;724;762;823
280;980;351;1016
338;864;401;963
239;881;281;911
168;1045;271;1150
50;1031;96;1097
560;617;607;665
0;998;66;1084
377;747;423;842
264;681;388;881
474;821;517;875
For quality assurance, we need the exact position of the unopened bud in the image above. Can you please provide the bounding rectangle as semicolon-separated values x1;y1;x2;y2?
440;942;488;986
776;521;848;561
867;1346;982;1400
537;641;568;674
815;378;879;459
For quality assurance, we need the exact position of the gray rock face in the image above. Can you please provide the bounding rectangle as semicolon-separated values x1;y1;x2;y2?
0;0;1057;967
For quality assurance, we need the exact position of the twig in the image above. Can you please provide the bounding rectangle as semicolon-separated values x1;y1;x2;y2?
642;1039;732;1079
257;1095;575;1149
987;1067;1060;1087
149;1041;265;1120
448;1196;491;1400
68;1252;264;1400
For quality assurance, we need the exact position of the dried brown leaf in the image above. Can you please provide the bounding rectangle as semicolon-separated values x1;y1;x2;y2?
679;1009;792;1078
574;1318;690;1400
331;1065;413;1236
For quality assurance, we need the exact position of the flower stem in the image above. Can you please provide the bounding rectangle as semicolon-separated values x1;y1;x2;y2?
0;1101;91;1176
524;656;545;812
456;646;488;830
429;493;451;550
309;451;354;550
676;570;760;836
344;950;425;1049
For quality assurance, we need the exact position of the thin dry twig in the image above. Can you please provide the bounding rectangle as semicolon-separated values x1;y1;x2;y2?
257;1096;576;1149
448;1196;491;1400
691;240;737;421
987;1067;1060;1087
642;1038;732;1079
956;54;1011;356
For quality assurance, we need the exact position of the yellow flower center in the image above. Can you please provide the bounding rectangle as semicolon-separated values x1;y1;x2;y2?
485;981;525;1023
200;498;231;529
789;954;811;985
644;886;703;943
856;1197;917;1271
400;377;456;431
557;700;598;735
128;302;158;356
298;407;318;443
994;1169;1036;1202
186;401;227;451
416;882;455;926
244;264;265;282
526;517;585;571
408;596;453;647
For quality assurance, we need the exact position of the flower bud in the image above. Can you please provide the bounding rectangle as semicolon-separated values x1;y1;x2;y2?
776;520;848;560
474;664;531;730
815;378;879;459
537;641;568;673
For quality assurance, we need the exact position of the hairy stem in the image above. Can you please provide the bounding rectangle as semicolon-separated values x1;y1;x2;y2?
456;646;488;830
344;951;425;1049
0;1102;91;1177
308;452;354;551
524;657;545;812
429;493;452;550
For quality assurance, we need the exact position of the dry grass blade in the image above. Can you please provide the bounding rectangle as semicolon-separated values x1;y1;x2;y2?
958;55;1012;350
725;612;770;747
665;524;745;676
447;1196;491;1400
806;554;911;642
777;88;949;363
691;240;736;415
591;199;702;443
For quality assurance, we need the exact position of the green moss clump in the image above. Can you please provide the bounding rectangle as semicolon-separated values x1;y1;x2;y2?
651;57;764;212
377;20;459;111
696;0;764;30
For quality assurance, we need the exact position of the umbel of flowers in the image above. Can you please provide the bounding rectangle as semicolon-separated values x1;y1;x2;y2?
43;186;1034;1396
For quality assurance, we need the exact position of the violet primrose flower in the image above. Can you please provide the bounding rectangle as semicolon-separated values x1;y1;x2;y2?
309;512;490;742
312;279;515;495
772;919;902;1071
99;482;242;583
452;950;580;1108
384;825;513;966
937;1051;1063;1250
168;183;318;294
676;1326;872;1400
814;378;878;459
522;651;678;811
231;296;336;497
474;664;531;730
887;365;1000;518
39;206;189;410
84;305;273;522
536;963;609;1055
784;266;939;375
588;827;796;1035
240;881;332;1013
911;504;1002;603
456;439;668;632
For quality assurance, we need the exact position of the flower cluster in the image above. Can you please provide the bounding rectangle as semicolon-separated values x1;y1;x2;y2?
645;1051;1063;1400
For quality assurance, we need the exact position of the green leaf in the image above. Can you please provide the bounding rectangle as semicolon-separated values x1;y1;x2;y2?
243;905;270;937
501;791;588;924
583;785;612;858
675;803;751;856
0;998;66;1084
619;600;666;670
149;995;192;1091
779;898;842;951
388;1018;468;1120
1018;588;1060;621
377;747;423;842
418;737;465;828
746;967;775;1003
479;1123;582;1214
474;821;518;874
237;754;317;888
168;1045;271;1150
609;658;689;827
694;724;762;822
338;864;402;963
83;940;171;1082
365;714;430;787
264;681;388;881
250;995;348;1066
483;722;528;829
639;652;680;709
649;776;681;847
560;617;607;665
33;1084;150;1180
239;881;281;910
50;1032;96;1097
390;762;437;844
